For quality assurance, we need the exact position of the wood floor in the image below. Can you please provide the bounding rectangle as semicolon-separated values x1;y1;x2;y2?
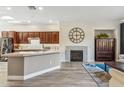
0;62;98;87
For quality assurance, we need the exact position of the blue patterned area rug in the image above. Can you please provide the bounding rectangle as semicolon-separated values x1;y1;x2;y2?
82;63;110;87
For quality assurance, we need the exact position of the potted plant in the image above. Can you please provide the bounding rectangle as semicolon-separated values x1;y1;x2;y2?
96;33;109;38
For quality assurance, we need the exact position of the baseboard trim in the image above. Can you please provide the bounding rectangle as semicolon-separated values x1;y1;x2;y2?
8;65;61;80
8;76;24;80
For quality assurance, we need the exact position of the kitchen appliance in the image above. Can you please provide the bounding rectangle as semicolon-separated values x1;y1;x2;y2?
0;37;14;61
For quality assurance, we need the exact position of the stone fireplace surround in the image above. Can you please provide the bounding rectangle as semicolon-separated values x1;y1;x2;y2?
65;46;88;62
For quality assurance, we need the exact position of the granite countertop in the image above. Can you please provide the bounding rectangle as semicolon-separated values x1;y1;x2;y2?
105;62;124;72
2;50;60;57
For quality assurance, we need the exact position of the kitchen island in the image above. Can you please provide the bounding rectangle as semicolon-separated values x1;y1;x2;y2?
3;50;60;80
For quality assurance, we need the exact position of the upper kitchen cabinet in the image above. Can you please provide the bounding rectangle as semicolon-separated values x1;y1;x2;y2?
45;32;52;44
35;32;40;37
51;32;59;44
16;32;23;43
2;31;60;44
2;31;8;37
40;32;59;44
8;31;15;37
23;32;29;43
29;32;35;37
17;32;40;44
40;32;46;44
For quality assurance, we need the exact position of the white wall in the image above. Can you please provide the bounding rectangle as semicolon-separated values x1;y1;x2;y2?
0;21;120;62
60;23;94;62
59;21;119;62
0;23;60;31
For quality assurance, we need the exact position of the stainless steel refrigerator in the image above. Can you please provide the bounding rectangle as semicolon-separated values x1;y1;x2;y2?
0;38;14;61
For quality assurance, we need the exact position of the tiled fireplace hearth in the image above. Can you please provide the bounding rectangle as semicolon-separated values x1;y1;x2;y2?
65;46;88;62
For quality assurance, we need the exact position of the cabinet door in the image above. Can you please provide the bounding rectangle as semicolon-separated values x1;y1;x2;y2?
40;32;46;43
23;32;29;43
51;32;59;43
16;32;19;43
17;32;23;43
2;32;8;37
95;38;115;61
29;32;35;37
45;32;52;43
8;31;15;37
35;32;40;37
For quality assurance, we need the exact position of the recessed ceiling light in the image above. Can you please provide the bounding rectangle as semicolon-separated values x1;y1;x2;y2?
8;20;31;24
49;20;53;23
38;7;43;10
27;20;31;23
21;20;31;24
6;7;11;10
1;16;14;20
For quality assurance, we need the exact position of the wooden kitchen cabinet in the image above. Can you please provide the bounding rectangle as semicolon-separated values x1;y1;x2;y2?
23;32;29;43
40;32;46;43
8;31;15;37
2;32;8;37
2;31;59;44
45;32;52;43
35;32;40;37
17;32;23;43
29;32;35;37
40;32;59;44
51;32;59;43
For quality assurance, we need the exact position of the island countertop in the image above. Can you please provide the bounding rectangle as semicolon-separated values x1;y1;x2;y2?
2;50;60;57
6;50;60;80
105;62;124;72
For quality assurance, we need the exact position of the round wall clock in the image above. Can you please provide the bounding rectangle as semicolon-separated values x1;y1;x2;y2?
69;27;85;43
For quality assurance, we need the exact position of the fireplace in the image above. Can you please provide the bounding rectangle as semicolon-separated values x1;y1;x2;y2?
65;46;88;62
70;50;83;62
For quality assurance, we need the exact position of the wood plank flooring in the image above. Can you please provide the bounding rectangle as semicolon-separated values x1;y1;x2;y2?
0;62;98;87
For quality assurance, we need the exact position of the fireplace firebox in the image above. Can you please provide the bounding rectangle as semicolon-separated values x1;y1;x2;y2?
70;50;83;62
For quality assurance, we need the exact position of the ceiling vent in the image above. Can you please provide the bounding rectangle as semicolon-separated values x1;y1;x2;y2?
28;6;36;10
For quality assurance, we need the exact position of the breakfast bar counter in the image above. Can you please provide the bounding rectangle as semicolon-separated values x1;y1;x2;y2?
3;50;60;57
3;50;60;80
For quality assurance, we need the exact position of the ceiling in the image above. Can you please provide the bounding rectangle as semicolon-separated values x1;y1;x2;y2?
0;6;124;25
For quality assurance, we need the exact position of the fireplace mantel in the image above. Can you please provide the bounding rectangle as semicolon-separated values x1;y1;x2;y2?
65;46;88;62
